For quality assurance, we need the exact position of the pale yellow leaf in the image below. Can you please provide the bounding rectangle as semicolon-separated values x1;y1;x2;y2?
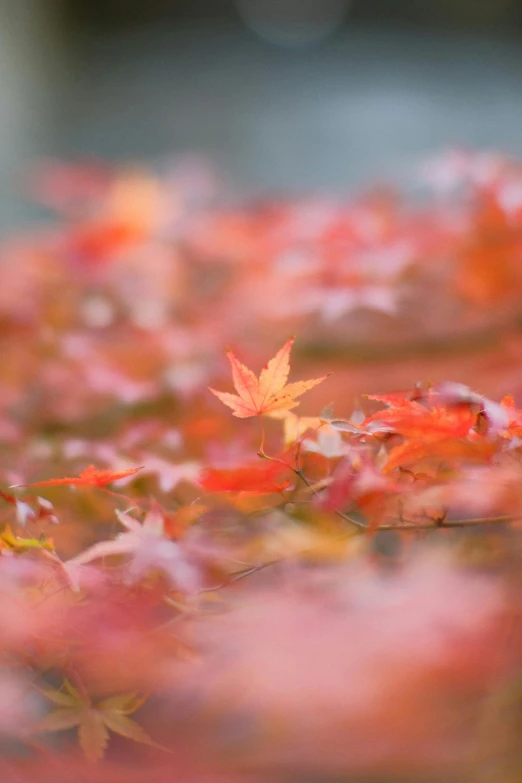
79;710;109;763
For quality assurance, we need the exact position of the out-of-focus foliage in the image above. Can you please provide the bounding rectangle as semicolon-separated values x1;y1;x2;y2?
1;150;522;781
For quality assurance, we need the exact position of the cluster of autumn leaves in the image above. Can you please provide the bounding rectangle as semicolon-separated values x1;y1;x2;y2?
2;332;522;773
2;154;522;780
0;334;520;768
205;339;522;531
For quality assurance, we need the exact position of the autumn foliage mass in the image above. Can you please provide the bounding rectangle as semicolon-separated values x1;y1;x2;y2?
2;151;522;782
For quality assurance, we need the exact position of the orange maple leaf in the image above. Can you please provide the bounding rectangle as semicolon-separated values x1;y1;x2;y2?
364;394;487;473
383;437;495;474
15;465;143;489
365;395;476;441
209;337;330;418
201;461;292;494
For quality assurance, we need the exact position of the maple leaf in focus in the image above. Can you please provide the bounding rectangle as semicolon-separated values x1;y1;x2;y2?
32;680;165;762
209;337;330;418
15;464;143;489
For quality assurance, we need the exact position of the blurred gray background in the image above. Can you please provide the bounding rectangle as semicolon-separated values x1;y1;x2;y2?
3;0;522;228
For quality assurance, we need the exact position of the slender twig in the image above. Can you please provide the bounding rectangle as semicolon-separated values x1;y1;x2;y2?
258;438;366;530
200;557;288;594
99;486;144;505
293;446;366;530
259;416;266;457
377;514;516;531
170;512;519;599
255;418;519;535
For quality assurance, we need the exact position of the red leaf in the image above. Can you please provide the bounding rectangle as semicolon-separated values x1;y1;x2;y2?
201;461;292;494
365;395;476;441
16;465;143;489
